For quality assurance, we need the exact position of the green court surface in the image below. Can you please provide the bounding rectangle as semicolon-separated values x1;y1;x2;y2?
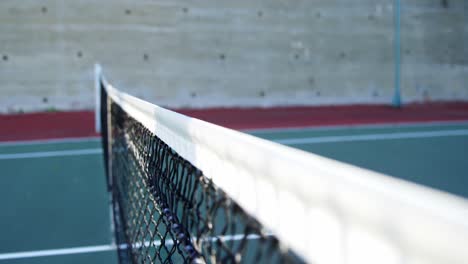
0;122;467;263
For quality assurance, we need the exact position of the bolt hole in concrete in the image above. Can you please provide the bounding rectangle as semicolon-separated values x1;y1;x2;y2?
190;92;197;98
308;77;315;86
441;0;449;8
182;7;189;13
2;55;8;61
143;54;149;61
259;91;266;97
42;97;48;103
257;11;263;17
219;54;226;60
125;9;131;15
41;6;47;13
77;51;83;58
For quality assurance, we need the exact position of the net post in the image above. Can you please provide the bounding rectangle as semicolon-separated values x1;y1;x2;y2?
97;64;116;246
94;63;102;132
107;94;113;188
105;85;117;250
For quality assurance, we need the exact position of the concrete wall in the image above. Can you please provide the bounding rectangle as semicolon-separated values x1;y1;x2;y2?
0;0;466;112
401;0;468;101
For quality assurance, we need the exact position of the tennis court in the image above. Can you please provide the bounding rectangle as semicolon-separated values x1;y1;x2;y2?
0;121;467;263
2;1;467;262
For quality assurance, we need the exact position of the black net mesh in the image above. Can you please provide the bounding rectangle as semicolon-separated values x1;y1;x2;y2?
101;83;304;264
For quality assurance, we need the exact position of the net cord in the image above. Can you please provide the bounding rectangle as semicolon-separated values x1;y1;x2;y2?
96;64;468;264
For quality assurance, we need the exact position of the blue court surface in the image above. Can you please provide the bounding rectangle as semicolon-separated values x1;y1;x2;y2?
0;122;467;263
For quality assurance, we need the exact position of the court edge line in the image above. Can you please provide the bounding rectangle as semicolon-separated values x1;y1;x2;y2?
1;120;467;147
0;136;100;147
244;120;468;134
0;149;102;160
275;129;468;145
0;244;116;260
1;129;468;159
0;234;264;260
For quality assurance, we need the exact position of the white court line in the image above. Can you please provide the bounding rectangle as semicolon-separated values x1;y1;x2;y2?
0;234;264;260
0;148;102;160
1;121;467;147
127;233;263;249
0;244;117;260
274;129;468;145
1;130;468;160
0;137;100;147
245;120;468;134
0;121;466;147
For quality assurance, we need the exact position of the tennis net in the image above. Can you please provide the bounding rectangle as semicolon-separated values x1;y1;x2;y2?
96;65;468;264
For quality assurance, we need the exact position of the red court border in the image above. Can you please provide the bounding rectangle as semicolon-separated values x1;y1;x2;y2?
1;102;468;142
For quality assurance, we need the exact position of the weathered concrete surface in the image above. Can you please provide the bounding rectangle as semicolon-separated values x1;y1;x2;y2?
400;1;468;101
0;0;466;112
